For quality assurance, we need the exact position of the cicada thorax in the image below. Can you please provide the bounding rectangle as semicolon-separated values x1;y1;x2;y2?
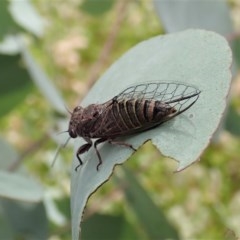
71;101;113;138
111;98;176;132
68;104;100;138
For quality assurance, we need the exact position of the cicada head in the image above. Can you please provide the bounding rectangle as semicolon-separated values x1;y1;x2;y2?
68;106;84;138
68;104;104;138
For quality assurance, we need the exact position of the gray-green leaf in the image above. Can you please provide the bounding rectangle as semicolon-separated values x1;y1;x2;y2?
71;29;232;239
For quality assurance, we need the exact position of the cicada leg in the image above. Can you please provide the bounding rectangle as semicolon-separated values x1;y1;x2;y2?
75;138;92;171
94;138;137;171
108;139;137;151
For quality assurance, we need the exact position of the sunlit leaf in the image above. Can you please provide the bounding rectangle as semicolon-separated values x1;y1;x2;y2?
9;0;46;37
71;29;232;239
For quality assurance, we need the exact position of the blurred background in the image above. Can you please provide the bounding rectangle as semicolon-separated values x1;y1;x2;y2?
0;0;240;239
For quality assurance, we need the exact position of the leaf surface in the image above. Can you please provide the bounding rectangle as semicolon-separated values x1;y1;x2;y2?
154;0;233;35
71;29;232;239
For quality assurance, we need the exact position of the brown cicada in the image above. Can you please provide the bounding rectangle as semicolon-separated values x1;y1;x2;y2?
68;82;201;171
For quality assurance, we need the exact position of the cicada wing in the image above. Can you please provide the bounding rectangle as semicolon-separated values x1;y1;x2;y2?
115;82;201;117
91;82;201;138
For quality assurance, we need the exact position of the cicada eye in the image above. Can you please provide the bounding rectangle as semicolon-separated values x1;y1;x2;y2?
69;129;77;138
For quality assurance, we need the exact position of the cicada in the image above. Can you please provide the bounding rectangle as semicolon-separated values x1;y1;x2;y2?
68;82;201;171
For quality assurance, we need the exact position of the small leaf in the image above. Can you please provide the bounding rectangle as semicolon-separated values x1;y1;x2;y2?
225;104;240;136
0;212;14;239
0;53;33;117
81;0;115;16
17;36;66;114
116;167;179;239
0;200;48;239
0;137;18;169
81;214;134;240
232;38;240;67
0;138;44;205
9;0;46;37
71;29;232;239
153;0;233;35
0;35;21;54
0;171;43;202
0;1;21;40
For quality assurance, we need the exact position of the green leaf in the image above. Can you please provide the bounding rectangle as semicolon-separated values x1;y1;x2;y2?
0;171;44;202
81;0;115;16
0;210;14;239
0;200;48;239
0;53;33;117
0;137;18;169
0;1;21;40
81;213;137;240
71;29;232;239
225;104;240;136
117;167;179;239
18;37;66;114
0;138;43;203
232;38;240;68
9;0;46;37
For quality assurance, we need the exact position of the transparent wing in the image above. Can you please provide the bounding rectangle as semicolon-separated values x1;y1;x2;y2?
90;82;201;138
115;82;201;114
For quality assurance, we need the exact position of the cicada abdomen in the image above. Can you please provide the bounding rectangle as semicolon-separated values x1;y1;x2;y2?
68;82;201;171
109;98;177;134
115;82;200;119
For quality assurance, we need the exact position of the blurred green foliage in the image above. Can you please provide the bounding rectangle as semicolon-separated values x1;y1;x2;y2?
0;0;240;239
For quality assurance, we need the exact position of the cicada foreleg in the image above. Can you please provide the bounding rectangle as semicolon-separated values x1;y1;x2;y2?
75;138;92;171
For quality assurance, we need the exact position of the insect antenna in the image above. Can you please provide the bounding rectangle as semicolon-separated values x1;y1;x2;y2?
64;104;73;115
56;130;69;135
51;136;71;168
